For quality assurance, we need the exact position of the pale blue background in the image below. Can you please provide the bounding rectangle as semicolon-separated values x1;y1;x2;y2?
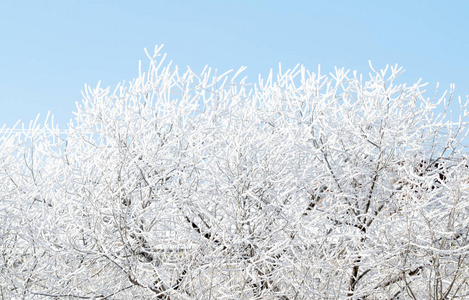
1;0;468;128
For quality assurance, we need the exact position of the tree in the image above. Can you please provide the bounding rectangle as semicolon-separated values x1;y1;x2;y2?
1;46;469;299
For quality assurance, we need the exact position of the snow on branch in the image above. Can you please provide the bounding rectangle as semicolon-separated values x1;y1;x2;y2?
1;46;469;299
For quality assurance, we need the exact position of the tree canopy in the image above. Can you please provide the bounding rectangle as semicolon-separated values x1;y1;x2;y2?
1;46;469;299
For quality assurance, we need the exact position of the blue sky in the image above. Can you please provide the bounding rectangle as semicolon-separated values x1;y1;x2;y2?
1;0;468;129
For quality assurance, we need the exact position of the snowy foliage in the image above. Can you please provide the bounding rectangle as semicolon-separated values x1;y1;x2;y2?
1;46;469;299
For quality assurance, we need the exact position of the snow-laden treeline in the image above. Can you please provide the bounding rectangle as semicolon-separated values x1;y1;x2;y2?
1;46;469;299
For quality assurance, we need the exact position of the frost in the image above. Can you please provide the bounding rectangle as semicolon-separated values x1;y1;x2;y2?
1;46;469;299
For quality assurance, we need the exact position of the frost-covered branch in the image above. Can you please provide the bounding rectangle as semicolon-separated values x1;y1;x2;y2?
1;46;469;299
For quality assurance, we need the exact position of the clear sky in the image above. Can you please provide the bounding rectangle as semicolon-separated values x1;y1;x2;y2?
1;0;468;129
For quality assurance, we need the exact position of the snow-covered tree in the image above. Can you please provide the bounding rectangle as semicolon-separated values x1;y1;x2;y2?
1;46;469;299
